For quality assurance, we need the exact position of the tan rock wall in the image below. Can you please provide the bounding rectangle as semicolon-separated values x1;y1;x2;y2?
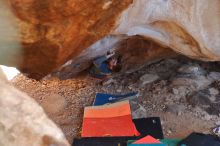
114;0;220;60
0;80;70;146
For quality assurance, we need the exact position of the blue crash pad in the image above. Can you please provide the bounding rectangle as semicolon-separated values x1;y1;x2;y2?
93;92;139;106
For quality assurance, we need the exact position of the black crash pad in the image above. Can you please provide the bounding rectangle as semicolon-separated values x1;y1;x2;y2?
72;137;136;146
133;117;164;139
178;133;220;146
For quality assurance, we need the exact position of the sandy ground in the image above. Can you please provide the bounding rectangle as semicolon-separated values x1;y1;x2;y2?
11;58;219;144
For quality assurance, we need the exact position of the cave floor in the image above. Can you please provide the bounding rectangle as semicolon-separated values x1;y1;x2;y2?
11;57;220;144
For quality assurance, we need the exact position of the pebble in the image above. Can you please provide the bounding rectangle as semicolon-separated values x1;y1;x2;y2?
143;101;147;104
128;86;133;90
209;88;219;95
167;129;172;134
116;89;122;93
215;121;220;125
172;88;179;95
139;74;159;85
102;78;114;86
203;114;212;121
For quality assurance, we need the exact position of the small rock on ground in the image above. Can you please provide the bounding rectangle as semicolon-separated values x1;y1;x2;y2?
140;74;159;85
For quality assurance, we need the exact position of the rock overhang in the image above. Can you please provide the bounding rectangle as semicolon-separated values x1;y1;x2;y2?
0;0;219;79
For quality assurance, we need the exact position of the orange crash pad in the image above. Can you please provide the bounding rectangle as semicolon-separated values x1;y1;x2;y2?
82;101;140;137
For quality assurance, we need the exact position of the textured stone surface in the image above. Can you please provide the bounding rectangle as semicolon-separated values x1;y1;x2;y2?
115;0;220;60
0;0;219;78
0;80;70;146
188;89;220;115
5;0;132;79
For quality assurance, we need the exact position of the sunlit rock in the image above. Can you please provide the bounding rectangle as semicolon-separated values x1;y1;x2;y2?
0;80;70;146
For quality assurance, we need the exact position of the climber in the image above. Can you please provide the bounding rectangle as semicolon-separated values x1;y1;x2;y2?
89;50;120;79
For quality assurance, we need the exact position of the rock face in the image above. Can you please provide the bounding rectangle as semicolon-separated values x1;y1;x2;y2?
5;0;133;79
0;80;70;146
115;0;220;60
0;0;219;78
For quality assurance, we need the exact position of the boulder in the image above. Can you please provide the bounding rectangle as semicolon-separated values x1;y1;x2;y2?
0;0;219;78
115;0;220;61
171;64;211;91
0;80;70;146
177;64;206;76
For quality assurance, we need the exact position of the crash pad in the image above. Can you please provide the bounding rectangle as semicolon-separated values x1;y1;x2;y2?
128;135;165;146
72;137;136;146
178;133;220;146
82;115;140;137
73;138;126;146
128;139;180;146
160;139;181;146
82;101;140;137
93;92;139;106
84;100;131;118
133;117;164;139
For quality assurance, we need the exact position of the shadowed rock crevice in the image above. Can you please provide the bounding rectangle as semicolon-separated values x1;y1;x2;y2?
51;35;176;79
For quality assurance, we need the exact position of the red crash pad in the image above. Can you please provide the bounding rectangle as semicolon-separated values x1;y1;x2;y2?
82;115;140;137
81;101;140;137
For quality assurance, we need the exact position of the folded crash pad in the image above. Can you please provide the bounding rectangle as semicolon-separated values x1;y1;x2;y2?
128;135;166;146
84;101;131;118
93;92;139;106
133;117;164;139
72;137;136;146
178;133;220;146
82;101;140;137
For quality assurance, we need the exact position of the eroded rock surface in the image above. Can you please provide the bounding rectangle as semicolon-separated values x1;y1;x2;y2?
115;0;220;60
0;80;70;146
5;0;132;78
0;0;219;78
